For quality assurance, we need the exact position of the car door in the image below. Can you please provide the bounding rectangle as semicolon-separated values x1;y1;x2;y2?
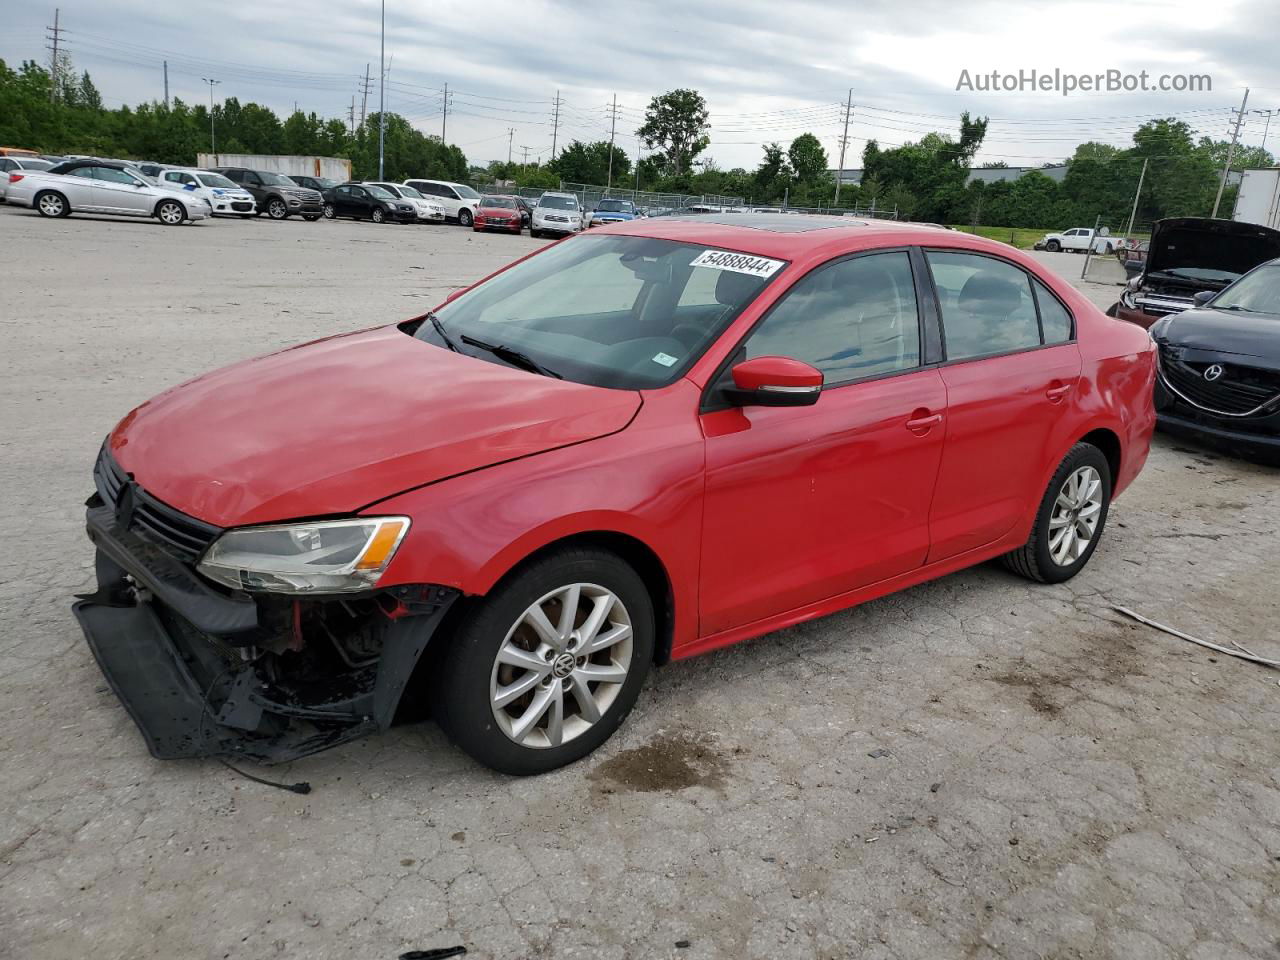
55;166;100;209
87;166;151;215
923;250;1082;563
330;185;353;217
698;249;948;636
349;186;374;218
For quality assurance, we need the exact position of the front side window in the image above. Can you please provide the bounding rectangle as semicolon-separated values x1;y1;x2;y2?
93;167;143;185
454;183;481;200
420;235;782;389
928;251;1041;360
65;166;95;179
334;185;352;199
741;252;921;384
257;172;294;186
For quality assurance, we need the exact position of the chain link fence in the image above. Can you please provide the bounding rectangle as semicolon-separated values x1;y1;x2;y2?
468;179;745;215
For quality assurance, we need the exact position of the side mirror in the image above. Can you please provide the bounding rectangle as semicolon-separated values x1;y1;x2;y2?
1193;290;1216;306
725;356;823;407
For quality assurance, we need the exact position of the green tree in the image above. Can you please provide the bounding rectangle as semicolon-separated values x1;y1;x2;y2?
549;140;630;185
788;132;828;183
637;88;709;176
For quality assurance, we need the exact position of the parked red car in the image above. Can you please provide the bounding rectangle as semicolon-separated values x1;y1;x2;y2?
74;215;1156;774
472;195;523;234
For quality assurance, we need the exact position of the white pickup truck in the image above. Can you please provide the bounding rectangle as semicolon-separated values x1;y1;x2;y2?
1035;227;1116;254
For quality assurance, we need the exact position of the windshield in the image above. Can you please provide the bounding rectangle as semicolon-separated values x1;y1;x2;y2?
1210;264;1280;315
482;196;516;209
259;171;294;186
454;183;481;199
418;235;783;389
397;185;424;199
366;184;395;200
595;199;631;213
196;172;237;188
538;195;577;210
20;159;54;171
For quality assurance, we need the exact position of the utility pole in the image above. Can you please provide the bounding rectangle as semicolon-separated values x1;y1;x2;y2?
1213;87;1249;218
1255;108;1276;154
521;145;531;165
834;88;853;205
507;128;515;166
359;63;371;129
1124;157;1148;239
634;140;641;192
550;90;562;159
606;94;618;191
377;0;386;179
441;81;449;142
163;60;169;109
46;8;63;104
348;96;356;135
202;77;221;158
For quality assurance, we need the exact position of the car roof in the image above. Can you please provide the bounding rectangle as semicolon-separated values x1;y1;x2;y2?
591;214;1009;260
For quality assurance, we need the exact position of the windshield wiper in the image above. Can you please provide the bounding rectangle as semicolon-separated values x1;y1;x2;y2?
427;311;459;352
460;335;562;379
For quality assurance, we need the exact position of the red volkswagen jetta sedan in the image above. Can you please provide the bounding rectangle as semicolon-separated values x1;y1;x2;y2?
75;215;1156;774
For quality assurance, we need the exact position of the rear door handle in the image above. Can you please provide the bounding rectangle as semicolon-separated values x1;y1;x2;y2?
905;412;943;431
1046;383;1073;402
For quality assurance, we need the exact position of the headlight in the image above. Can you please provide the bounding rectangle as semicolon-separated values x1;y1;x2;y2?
197;517;410;595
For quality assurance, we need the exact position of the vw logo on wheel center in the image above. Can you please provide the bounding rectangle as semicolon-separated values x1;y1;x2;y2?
552;653;576;679
1203;364;1225;382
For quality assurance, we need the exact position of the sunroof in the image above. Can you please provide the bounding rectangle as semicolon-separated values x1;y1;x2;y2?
663;213;865;233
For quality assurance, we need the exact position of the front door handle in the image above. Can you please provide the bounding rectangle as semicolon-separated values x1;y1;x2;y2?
905;412;943;432
1046;382;1073;403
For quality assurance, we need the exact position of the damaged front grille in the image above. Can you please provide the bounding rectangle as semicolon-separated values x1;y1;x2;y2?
1158;345;1280;416
93;445;222;562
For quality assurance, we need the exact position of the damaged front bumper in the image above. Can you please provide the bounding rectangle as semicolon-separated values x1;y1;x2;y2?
73;500;457;764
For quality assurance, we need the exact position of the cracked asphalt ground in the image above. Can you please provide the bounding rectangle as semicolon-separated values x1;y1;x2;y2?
3;207;1279;960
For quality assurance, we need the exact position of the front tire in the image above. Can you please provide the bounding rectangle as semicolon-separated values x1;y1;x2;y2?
458;208;473;227
530;228;542;239
266;197;289;220
155;199;186;225
434;547;655;775
1002;442;1112;584
1045;240;1061;252
36;191;70;218
371;207;386;223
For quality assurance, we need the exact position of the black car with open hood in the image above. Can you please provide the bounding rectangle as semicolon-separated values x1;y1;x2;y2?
1111;218;1280;329
1151;257;1280;461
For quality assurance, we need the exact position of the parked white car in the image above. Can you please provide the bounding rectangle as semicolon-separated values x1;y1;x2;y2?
1036;227;1115;254
401;178;482;226
368;182;446;222
530;192;583;238
6;158;210;224
0;156;56;201
153;167;257;217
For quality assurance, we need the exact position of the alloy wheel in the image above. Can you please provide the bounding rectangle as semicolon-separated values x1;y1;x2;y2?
489;583;633;749
1048;465;1103;566
372;208;385;223
268;199;287;219
323;203;336;219
38;193;65;217
157;201;184;225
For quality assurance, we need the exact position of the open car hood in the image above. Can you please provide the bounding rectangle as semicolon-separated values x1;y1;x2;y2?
110;326;642;528
1145;218;1280;287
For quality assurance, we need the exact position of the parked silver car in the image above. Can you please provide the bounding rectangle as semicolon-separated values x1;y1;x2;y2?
6;159;211;224
0;156;55;201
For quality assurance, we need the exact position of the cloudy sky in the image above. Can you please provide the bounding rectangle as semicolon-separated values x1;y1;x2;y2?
4;0;1276;171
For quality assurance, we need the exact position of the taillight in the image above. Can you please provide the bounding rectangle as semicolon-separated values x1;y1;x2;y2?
8;173;23;184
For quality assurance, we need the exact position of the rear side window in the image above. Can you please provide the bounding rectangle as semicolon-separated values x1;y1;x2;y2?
743;251;921;385
927;252;1041;361
1033;279;1074;343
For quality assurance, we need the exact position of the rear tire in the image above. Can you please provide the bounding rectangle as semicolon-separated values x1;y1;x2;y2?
35;191;69;218
433;547;654;775
458;208;473;227
1002;442;1112;584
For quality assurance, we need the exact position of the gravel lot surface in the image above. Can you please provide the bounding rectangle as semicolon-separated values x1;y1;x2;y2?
3;209;1278;960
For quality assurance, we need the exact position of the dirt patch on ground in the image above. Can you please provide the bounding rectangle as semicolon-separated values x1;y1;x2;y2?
587;731;730;794
990;669;1068;716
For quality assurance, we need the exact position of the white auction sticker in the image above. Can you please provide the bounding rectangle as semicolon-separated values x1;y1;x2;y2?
652;352;678;367
689;249;785;279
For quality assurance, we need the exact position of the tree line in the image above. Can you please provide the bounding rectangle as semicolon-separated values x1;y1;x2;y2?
3;56;1271;229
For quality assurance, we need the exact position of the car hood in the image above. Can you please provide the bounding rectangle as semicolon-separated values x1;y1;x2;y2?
1154;306;1280;367
593;212;635;220
109;325;642;527
1144;218;1280;287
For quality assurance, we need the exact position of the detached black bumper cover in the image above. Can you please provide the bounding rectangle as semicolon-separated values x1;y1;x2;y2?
73;502;458;764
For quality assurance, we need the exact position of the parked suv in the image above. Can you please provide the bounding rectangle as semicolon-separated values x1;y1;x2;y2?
288;175;341;202
530;191;582;238
402;178;482;226
211;167;323;220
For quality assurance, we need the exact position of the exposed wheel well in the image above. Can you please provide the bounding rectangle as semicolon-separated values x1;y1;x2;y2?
1079;428;1121;490
491;532;675;665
